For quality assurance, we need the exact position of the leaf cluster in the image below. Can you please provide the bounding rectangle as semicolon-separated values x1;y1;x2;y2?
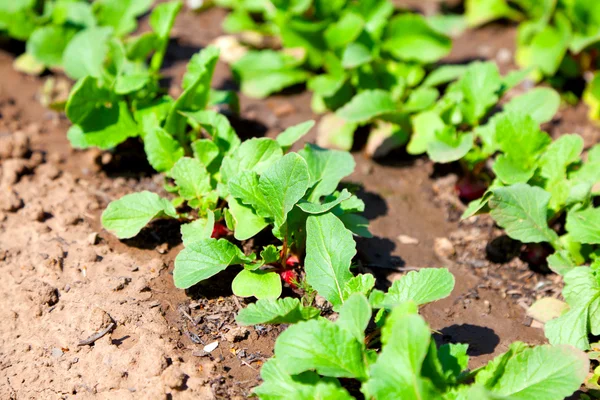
466;0;600;120
217;0;454;155
102;119;370;300
245;276;587;400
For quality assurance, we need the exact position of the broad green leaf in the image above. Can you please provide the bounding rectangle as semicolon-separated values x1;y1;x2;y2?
337;213;372;238
539;134;583;182
233;50;310;98
149;1;183;71
422;65;467;87
403;86;439;113
173;239;252;288
221;138;283;183
254;358;353;400
336;89;397;123
336;294;371;342
276;120;315;151
62;27;113;79
486;345;589;399
183;110;240;154
489;184;559;245
381;268;455;309
102;191;178;239
427;128;473;163
191;139;220;169
232;269;282;299
341;42;372;69
165;48;220;139
227;195;269;240
228;171;271;218
27;26;75;67
258;153;311;228
383;14;452;63
144;128;184;172
66;76;113;125
363;305;438;399
566;207;600;244
67;101;138;150
305;213;355;307
465;0;521;26
516;19;570;77
94;0;153;37
407;111;445;155
458;62;502;124
342;274;376;301
323;11;364;48
297;189;352;214
274;318;368;379
503;88;560;124
180;213;215;246
168;157;211;200
298;144;355;201
134;96;173;136
236;298;320;326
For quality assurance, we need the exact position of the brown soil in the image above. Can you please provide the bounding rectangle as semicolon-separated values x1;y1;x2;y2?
1;4;593;399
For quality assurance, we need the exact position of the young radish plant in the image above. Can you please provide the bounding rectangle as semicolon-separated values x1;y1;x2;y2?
0;0;154;76
466;0;600;122
213;0;455;157
102;118;371;301
459;119;600;349
62;5;239;172
236;270;588;400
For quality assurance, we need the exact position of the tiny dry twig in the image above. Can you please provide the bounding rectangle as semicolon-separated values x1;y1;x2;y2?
77;322;116;346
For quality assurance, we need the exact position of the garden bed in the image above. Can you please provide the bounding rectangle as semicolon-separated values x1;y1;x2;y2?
1;3;598;399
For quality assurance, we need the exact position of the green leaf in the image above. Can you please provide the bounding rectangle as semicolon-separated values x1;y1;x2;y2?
173;239;252;289
254;358;353;400
488;184;559;245
67;101;138;150
276;120;315;151
258;153;311;228
323;11;364;48
168;157;211;200
342;274;376;301
149;1;183;71
336;89;397;123
383;14;452;63
183;110;240;154
403;86;439;113
94;0;153;37
336;213;372;238
191;139;220;169
539;134;584;182
341;42;373;69
144;128;185;172
65;76;113;125
503;87;560;124
566;207;600;244
381;268;455;309
297;189;352;214
422;65;467;87
165;48;220;140
102;191;178;239
236;298;320;326
233;50;310;98
27;26;75;67
227;195;269;241
305;213;355;307
62;27;113;79
458;61;502;124
221;138;283;183
363;304;438;399
298;144;355;202
427;128;473;163
336;294;371;342
407;111;445;155
273;318;367;379
516;19;570;77
485;345;589;399
232;269;282;299
180;213;215;246
465;0;521;26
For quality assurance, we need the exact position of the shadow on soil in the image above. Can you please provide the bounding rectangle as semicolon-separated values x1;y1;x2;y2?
435;324;500;357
